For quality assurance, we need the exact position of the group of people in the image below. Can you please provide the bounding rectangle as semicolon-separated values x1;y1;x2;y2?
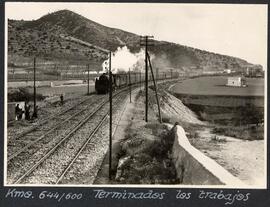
15;101;38;121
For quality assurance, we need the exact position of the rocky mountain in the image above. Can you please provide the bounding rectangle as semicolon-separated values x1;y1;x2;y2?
8;9;257;72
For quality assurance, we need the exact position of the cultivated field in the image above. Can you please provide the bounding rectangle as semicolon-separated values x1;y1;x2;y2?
171;76;264;96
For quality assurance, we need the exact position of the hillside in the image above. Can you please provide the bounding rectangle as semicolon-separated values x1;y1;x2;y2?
8;9;257;72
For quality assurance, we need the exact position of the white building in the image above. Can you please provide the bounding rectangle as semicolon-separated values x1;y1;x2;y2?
226;77;247;87
224;69;232;74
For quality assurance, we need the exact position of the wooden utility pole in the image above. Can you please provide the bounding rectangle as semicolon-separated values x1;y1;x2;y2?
145;37;148;122
33;57;37;115
147;53;162;123
140;36;154;122
109;52;112;180
129;69;131;103
87;64;90;95
139;72;142;91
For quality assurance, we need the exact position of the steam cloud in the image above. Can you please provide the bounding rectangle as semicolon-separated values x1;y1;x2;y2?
102;46;146;74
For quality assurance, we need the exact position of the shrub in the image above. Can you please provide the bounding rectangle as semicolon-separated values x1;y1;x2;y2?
8;88;45;102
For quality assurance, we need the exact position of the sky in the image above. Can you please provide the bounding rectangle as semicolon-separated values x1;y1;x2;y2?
5;2;268;70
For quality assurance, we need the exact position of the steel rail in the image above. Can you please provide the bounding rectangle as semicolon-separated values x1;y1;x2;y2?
56;91;131;184
55;88;138;184
11;78;177;184
12;91;126;184
7;96;105;162
8;86;134;162
10;94;98;140
55;113;108;184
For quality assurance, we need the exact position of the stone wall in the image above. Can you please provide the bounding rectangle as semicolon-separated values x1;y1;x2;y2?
171;124;245;186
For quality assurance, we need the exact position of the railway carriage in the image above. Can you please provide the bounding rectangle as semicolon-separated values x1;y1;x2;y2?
94;71;179;94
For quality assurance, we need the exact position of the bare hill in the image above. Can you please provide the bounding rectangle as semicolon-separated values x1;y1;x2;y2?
8;9;256;72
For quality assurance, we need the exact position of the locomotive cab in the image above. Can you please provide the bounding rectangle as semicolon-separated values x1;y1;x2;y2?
95;73;116;94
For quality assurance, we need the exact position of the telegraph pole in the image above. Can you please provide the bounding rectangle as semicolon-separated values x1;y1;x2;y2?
109;52;112;180
87;64;90;95
140;71;142;91
33;57;37;115
140;36;154;122
129;69;131;103
144;36;149;122
147;53;162;123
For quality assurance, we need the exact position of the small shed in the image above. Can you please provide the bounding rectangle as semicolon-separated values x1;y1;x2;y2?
226;77;247;87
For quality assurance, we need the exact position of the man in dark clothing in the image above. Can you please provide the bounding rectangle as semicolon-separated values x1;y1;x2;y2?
25;104;31;120
15;104;21;120
60;94;64;105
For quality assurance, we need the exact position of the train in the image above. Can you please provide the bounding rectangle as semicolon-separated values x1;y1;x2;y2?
94;71;179;94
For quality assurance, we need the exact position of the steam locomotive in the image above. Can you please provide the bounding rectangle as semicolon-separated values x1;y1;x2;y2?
95;73;111;94
94;71;179;94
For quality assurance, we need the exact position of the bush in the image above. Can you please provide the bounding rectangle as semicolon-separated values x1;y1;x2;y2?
8;88;45;102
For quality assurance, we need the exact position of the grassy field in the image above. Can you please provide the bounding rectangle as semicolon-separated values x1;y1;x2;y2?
171;76;264;96
26;85;95;97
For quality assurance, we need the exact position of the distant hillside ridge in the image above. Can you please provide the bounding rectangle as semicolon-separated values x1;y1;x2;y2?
8;9;260;73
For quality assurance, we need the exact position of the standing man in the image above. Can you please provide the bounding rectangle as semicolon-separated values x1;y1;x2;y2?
60;94;64;105
24;102;31;120
15;104;20;120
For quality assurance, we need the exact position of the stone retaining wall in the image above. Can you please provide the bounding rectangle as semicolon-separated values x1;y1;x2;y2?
171;124;245;186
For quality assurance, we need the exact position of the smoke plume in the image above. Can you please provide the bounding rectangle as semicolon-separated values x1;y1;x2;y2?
102;46;146;74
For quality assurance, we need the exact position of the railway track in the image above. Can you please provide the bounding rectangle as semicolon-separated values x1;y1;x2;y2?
7;94;106;160
7;78;179;185
58;90;131;185
8;94;101;140
7;89;129;184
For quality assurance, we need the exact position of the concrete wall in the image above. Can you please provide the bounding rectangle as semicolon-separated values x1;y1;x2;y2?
171;124;245;186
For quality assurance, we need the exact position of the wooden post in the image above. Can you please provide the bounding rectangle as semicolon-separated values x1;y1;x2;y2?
33;57;36;114
145;37;148;122
87;64;90;95
140;35;154;122
140;72;142;91
147;53;162;123
129;69;131;103
109;52;112;180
